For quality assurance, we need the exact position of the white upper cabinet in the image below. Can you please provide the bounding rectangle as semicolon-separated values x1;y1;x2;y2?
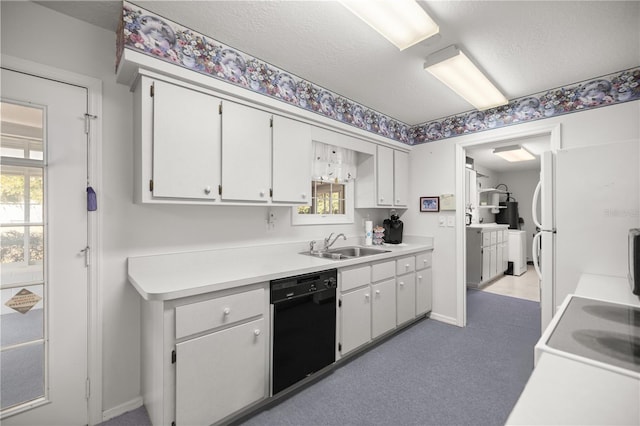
221;101;272;202
376;145;394;206
271;116;312;204
393;150;409;207
149;78;221;200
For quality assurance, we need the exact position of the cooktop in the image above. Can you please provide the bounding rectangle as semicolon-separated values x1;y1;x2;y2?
546;296;640;375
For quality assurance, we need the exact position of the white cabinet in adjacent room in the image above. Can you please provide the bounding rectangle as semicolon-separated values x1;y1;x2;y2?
221;101;272;202
467;225;509;287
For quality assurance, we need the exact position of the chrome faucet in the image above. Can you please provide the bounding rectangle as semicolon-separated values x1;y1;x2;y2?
323;233;347;250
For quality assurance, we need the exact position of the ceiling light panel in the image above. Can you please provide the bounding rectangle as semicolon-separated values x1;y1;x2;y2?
424;45;508;111
340;0;439;50
493;145;536;162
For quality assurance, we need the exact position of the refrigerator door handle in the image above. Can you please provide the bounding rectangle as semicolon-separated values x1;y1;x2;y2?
532;180;542;229
532;231;542;280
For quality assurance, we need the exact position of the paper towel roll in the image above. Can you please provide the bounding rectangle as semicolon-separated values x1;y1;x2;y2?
365;220;373;246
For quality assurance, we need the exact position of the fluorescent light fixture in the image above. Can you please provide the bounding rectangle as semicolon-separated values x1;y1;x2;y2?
493;145;536;162
340;0;439;50
424;45;508;110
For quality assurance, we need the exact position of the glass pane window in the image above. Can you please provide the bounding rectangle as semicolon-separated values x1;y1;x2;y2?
0;103;43;160
296;180;346;215
1;101;46;412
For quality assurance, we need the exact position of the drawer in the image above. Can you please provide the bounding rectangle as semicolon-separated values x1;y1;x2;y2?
396;256;416;275
490;231;497;245
371;260;396;282
415;251;432;270
175;288;265;339
497;230;503;243
340;265;371;292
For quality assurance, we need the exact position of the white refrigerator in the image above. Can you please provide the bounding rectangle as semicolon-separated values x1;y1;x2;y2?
535;140;639;330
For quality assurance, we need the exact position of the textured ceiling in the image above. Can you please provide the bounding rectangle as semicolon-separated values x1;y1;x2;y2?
35;1;640;126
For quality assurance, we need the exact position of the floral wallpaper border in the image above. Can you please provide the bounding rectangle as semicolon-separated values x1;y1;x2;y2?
117;2;640;146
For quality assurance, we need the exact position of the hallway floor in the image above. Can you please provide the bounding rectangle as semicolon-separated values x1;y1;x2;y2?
481;265;540;302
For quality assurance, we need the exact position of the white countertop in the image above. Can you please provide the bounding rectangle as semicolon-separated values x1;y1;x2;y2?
507;273;640;425
466;223;509;229
128;238;433;301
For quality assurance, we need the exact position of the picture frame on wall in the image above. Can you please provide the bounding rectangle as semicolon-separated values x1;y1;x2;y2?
420;196;439;212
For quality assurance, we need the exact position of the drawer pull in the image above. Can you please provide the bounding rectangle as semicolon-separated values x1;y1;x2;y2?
399;281;405;287
418;275;423;280
365;293;370;300
254;329;261;336
405;264;410;269
223;307;231;315
375;290;381;295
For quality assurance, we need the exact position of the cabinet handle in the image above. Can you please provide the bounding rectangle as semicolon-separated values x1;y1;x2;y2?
399;282;405;287
204;186;212;195
375;290;380;295
405;264;410;269
254;329;261;337
418;275;423;280
259;190;265;197
396;200;400;204
301;193;306;199
365;293;370;300
223;307;231;315
380;197;384;202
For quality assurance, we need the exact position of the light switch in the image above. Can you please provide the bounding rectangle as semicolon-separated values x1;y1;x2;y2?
439;216;446;227
447;215;455;227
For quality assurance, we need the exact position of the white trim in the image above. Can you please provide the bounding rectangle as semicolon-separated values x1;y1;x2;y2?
101;396;144;422
428;312;458;326
1;54;104;426
454;122;562;328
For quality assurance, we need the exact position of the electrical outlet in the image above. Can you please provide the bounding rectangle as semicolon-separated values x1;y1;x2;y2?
439;216;446;227
447;215;455;227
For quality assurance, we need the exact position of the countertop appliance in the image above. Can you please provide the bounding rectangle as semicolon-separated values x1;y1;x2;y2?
542;295;640;378
270;269;337;395
383;211;403;244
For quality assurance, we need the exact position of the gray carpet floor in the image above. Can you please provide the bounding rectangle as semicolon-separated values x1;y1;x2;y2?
101;290;540;426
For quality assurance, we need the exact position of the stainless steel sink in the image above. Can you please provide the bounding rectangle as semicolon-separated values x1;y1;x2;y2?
302;246;390;260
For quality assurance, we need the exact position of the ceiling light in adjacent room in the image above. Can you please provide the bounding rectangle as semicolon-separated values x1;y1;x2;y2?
424;45;508;111
339;0;439;50
493;145;536;162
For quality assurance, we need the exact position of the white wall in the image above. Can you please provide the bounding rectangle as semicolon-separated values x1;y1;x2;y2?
407;101;640;324
1;1;389;415
496;169;540;261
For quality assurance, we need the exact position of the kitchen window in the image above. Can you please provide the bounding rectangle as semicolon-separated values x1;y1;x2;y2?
292;142;356;225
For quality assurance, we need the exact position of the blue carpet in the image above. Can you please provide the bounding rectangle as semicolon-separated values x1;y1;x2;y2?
102;290;540;426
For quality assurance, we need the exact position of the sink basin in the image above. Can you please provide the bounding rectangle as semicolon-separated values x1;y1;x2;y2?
302;246;390;260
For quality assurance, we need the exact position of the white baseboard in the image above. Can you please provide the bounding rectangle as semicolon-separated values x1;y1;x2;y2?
102;396;144;422
430;312;459;326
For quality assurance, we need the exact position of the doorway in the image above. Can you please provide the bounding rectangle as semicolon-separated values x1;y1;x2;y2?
0;62;101;425
454;123;561;330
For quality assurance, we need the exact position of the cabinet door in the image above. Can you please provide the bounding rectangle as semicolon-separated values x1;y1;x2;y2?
482;247;491;282
489;245;498;279
221;101;272;202
152;80;221;200
272;116;312;203
376;145;393;206
340;287;371;355
176;318;267;426
416;269;432;315
372;279;396;339
393;150;409;207
396;273;416;325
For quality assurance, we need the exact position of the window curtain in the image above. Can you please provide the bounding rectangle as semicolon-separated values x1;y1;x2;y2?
312;142;357;183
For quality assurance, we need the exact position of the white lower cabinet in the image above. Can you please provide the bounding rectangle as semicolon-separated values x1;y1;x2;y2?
339;251;433;358
340;286;372;355
396;272;416;325
176;318;266;425
141;284;269;426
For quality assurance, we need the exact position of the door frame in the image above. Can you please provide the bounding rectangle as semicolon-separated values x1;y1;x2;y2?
1;54;103;425
454;122;561;327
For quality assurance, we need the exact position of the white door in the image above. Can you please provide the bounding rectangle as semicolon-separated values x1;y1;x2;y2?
532;150;555;331
1;69;89;424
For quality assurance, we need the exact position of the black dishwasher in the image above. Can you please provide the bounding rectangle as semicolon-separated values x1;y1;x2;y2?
270;269;337;395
